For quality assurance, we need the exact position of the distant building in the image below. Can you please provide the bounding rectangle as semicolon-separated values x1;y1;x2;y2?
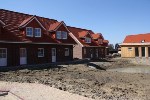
121;33;150;58
68;27;109;59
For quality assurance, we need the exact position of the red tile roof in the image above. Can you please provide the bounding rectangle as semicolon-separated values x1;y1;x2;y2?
19;16;35;27
0;9;76;44
49;21;61;31
78;31;88;38
91;34;100;39
68;26;100;46
0;9;108;46
123;33;150;43
103;40;109;43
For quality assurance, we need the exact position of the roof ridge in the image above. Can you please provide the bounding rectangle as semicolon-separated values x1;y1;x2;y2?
127;33;150;37
67;26;93;32
0;9;58;22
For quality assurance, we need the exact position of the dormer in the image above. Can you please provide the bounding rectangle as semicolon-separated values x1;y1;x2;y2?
19;16;46;38
92;33;104;45
0;20;5;34
103;40;109;46
79;31;92;43
49;21;70;40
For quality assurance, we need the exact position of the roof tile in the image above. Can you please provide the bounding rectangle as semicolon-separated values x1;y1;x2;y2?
0;9;76;44
123;33;150;43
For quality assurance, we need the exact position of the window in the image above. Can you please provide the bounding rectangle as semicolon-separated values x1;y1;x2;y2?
26;27;33;37
56;31;67;39
65;48;69;56
38;48;44;57
0;48;7;58
62;31;67;39
35;28;41;37
20;48;26;57
56;31;61;39
85;37;91;43
128;47;132;51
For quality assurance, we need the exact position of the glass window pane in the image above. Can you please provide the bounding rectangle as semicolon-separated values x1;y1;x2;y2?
65;48;69;56
2;54;6;58
56;31;61;39
62;31;67;39
38;48;44;57
26;27;33;36
35;28;41;37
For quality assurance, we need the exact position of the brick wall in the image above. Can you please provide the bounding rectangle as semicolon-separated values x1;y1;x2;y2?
0;43;73;66
73;44;83;59
0;25;1;34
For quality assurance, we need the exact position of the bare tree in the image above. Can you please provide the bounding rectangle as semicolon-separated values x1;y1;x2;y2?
108;44;114;51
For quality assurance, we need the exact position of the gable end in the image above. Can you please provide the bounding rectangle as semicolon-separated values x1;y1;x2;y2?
19;16;46;30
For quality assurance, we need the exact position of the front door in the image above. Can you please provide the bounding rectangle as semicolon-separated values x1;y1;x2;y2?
52;48;56;62
20;48;27;65
0;48;7;66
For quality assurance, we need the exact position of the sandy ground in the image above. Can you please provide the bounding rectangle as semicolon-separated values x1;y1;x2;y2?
0;81;93;100
0;58;150;99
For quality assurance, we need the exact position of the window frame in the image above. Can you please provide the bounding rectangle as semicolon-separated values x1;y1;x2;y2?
0;48;7;58
26;27;33;37
34;28;41;37
38;48;44;57
65;48;69;56
128;47;132;51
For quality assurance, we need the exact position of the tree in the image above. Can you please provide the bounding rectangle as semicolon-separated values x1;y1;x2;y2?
115;43;119;50
108;44;114;51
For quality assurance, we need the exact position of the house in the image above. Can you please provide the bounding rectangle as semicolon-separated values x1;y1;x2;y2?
68;26;109;59
121;33;150;58
0;9;76;66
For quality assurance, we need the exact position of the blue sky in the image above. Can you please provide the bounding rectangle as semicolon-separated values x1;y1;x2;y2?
0;0;150;45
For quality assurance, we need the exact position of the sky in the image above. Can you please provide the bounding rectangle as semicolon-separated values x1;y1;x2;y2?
0;0;150;45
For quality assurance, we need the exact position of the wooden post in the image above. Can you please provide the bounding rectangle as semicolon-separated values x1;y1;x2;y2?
139;47;142;58
145;47;148;57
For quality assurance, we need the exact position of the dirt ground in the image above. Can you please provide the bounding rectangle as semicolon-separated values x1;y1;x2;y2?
0;58;150;100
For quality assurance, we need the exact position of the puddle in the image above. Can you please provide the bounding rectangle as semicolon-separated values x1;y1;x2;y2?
107;67;150;73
